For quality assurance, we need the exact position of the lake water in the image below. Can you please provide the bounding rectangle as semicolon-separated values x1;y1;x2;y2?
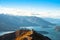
0;26;60;40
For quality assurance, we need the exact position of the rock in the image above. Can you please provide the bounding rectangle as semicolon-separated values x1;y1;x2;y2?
32;30;51;40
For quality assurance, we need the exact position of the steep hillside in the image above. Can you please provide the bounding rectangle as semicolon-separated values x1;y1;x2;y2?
0;29;51;40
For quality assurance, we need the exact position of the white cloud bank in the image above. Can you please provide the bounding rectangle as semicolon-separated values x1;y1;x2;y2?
0;6;60;19
0;7;32;16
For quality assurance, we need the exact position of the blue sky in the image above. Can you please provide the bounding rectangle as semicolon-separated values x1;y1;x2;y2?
0;0;60;9
0;0;60;18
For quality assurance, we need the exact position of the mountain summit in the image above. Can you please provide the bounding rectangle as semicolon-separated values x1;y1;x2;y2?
0;29;51;40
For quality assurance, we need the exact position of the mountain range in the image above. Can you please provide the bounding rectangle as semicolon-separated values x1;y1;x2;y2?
43;18;60;26
0;14;55;31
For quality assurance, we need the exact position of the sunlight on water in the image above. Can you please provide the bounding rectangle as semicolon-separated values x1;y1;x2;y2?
0;31;14;36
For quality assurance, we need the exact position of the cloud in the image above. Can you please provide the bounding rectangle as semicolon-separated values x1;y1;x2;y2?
32;9;60;18
0;7;32;16
0;6;60;19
